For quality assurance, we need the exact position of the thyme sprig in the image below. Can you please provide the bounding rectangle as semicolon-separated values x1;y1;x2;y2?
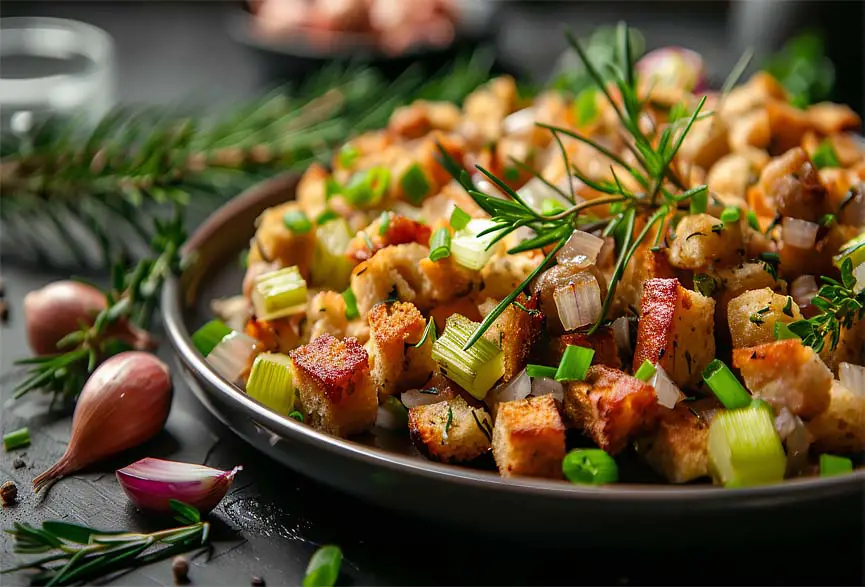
12;210;187;403
2;501;208;587
440;22;711;348
788;258;865;352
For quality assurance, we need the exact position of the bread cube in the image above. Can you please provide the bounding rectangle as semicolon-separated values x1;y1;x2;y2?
408;396;493;463
728;109;771;152
754;147;828;223
563;366;659;454
290;334;378;436
807;380;865;453
548;327;622;370
706;150;768;200
492;395;566;478
633;278;716;388
806;102;861;135
727;288;802;348
678;115;729;170
614;247;675;314
307;291;348;341
367;301;437;399
668;213;744;270
635;404;710;483
766;100;811;153
732;339;832;419
247;201;316;279
479;294;541;380
296;163;329;220
819;321;865;375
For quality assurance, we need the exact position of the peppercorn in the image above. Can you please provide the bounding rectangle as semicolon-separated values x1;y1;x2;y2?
12;457;25;469
1;481;18;506
172;555;189;584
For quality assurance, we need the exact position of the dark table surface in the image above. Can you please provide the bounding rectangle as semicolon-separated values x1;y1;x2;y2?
2;2;864;586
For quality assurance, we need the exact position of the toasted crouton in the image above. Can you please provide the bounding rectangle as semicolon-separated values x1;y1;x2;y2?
388;100;461;139
289;334;377;437
367;301;437;399
563;365;659;454
728;109;771;152
668;214;744;270
807;380;865;453
806;102;861;135
706;150;768;200
548;327;622;369
633;278;716;388
635;404;710;483
732;339;832;419
296;163;329;220
307;291;348;341
614;247;675;314
408;396;492;463
766;100;811;154
248;202;316;279
753;147;828;223
727;288;802;348
478;294;541;380
678;115;729;170
492;395;566;478
246;315;304;354
819;322;865;374
477;252;542;301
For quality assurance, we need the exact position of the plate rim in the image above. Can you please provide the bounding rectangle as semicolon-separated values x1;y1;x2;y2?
162;173;865;507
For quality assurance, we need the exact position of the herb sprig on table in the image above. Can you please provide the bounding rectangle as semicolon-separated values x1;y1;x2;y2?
2;500;208;587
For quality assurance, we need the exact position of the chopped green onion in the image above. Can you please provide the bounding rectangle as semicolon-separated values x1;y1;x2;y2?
819;453;853;477
192;320;233;357
432;314;504;399
562;448;618;484
774;321;799;341
239;249;249;269
634;359;657;382
252;266;308;321
325;178;342;199
283;209;313;234
246;353;296;415
542;198;566;216
3;427;30;451
428;228;451;262
345;167;390;207
573;88;598;126
819;213;836;227
526;364;558;379
707;403;786;487
311;218;353;290
400;162;431;204
812;139;840;169
449;207;471;230
289;410;304;422
415;318;437;348
342;288;359;320
689;186;708;214
451;219;498;270
316;209;339;225
338;144;359;168
555;345;594;382
702;359;752;409
746;210;760;231
378;211;391;236
720;207;741;223
750;398;775;417
303;545;342;587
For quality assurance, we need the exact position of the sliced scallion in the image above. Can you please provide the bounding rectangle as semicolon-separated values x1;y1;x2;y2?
3;427;31;451
246;353;296;415
432;314;504;399
542;198;566;216
819;453;853;477
746;210;760;231
303;545;342;587
634;359;657;382
252;266;308;321
720;207;741;223
283;209;313;234
451;219;498;271
338;144;359;168
192;320;233;357
450;206;471;230
378;211;391;236
812;139;840;170
316;209;339;225
526;364;558;379
345;167;390;207
707;403;786;487
555;345;594;382
289;410;305;422
342;287;359;320
428;228;452;261
702;359;751;409
400;162;431;204
563;448;618;484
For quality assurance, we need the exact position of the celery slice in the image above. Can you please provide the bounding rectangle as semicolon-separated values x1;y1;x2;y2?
246;353;296;415
833;232;865;269
252;266;308;321
311;218;354;290
451;219;499;271
432;314;504;399
708;404;786;487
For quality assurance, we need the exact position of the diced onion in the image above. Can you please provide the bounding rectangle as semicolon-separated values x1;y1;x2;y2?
790;275;818;308
553;274;603;331
451;219;499;271
612;316;631;355
782;217;819;249
488;369;531;404
503;107;535;136
207;332;258;384
840;184;865;226
400;389;445;408
838;362;865;397
375;397;409;430
556;229;605;267
650;365;684;409
774;407;810;476
530;377;564;402
854;263;865;293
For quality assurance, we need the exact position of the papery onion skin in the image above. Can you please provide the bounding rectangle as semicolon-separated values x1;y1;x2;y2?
116;458;241;515
33;352;172;492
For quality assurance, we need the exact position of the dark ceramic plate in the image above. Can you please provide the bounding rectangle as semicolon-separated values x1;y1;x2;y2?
163;174;865;544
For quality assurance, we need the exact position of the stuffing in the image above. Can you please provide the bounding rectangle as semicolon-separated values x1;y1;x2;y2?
246;315;304;354
727;288;802;348
478;294;542;380
752;147;828;222
668;213;745;270
307;291;348;341
388;100;462;139
367;301;437;399
345;213;432;263
247;201;316;279
548;327;622;370
408;396;493;463
614;247;675;314
807;380;865;453
635;404;710;483
492;395;566;478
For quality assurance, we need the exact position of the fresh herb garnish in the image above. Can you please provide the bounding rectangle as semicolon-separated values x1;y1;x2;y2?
759;251;780;280
812;139;841;169
749;306;771;325
471;410;493;441
302;545;343;587
441;406;454;445
414;318;437;348
782;296;795;317
693;273;717;298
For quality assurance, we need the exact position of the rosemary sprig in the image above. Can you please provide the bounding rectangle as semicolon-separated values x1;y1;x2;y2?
788;258;865;352
2;500;208;587
12;210;187;403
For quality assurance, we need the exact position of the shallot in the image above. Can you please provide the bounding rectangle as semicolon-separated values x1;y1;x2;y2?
33;352;172;492
116;458;241;515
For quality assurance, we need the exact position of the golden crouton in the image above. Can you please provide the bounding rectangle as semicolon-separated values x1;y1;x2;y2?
367;301;437;399
477;252;542;301
728;109;771;152
492;395;566;478
345;213;431;263
289;334;378;437
727;288;802;348
706;150;768;200
246;315;304;354
296;163;329;220
563;365;659;454
478;294;541;380
732;339;832;419
633;278;716;388
614;247;676;314
806;102;862;135
766;100;811;154
248;202;316;279
548;327;622;370
408;396;493;463
807;380;865;454
668;213;744;270
307;291;348;341
753;147;828;223
635;404;710;483
711;262;784;343
719;72;788;122
678;115;729;170
388;100;462;139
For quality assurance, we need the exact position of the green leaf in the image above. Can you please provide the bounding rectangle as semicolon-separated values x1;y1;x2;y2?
303;545;343;587
41;522;118;545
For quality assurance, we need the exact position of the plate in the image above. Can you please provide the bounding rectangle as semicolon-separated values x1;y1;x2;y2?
163;174;865;544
